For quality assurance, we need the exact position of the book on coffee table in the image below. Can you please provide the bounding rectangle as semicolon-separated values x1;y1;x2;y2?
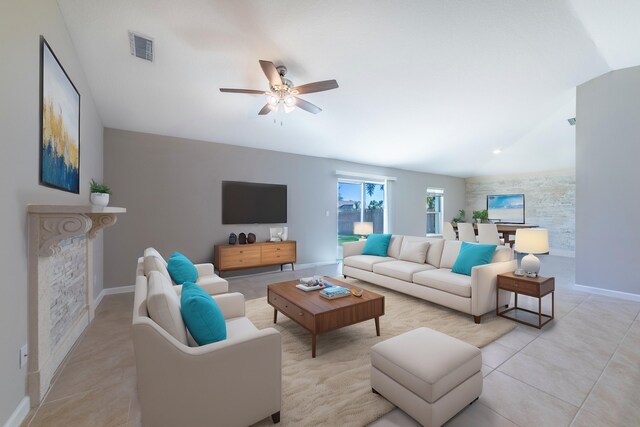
319;286;351;299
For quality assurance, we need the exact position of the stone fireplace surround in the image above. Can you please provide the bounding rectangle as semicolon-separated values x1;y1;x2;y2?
27;205;125;406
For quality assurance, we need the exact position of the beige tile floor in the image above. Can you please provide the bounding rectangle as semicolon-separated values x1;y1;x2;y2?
21;256;640;427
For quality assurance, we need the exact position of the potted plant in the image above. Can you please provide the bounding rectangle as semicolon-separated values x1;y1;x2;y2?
472;209;489;223
89;179;111;207
452;209;466;223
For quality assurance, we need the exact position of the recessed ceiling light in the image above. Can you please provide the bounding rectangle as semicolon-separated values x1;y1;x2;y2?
493;149;501;155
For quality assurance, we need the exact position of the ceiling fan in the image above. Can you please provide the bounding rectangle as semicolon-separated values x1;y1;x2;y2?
220;60;338;115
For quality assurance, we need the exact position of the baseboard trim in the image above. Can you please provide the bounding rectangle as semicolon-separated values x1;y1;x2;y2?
574;283;640;302
94;285;135;309
3;396;30;427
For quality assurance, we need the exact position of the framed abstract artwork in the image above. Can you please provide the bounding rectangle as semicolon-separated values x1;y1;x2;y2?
40;36;80;194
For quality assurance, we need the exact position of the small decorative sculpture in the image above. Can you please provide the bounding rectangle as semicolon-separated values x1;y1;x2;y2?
238;232;247;244
247;233;256;244
228;233;237;245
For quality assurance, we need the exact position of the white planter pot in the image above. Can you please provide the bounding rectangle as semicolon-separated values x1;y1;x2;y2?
90;193;110;207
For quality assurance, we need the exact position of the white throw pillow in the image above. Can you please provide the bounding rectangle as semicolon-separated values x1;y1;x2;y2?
147;271;188;345
399;240;430;264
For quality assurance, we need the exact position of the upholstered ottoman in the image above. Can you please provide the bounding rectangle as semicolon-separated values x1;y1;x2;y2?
370;327;482;427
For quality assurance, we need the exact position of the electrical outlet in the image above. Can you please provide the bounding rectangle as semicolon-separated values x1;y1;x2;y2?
325;210;330;217
20;344;28;369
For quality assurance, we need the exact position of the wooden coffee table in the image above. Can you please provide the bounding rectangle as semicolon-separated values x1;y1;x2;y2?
267;277;385;357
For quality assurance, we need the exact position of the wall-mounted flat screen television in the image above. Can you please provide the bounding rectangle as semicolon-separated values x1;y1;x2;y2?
222;181;287;224
487;194;525;224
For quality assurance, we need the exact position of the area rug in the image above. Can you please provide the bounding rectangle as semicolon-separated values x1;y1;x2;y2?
247;278;516;427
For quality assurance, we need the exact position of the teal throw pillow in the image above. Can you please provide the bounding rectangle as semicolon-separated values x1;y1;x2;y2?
167;252;198;284
452;242;497;276
362;234;392;257
180;282;226;345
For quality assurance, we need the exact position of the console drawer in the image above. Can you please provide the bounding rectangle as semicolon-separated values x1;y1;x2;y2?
262;243;295;264
498;277;538;296
219;247;261;269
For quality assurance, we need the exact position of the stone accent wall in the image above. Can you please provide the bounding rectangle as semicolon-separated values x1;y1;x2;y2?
47;236;86;348
465;169;575;254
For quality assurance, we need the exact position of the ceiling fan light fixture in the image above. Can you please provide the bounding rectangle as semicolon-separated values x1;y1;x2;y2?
266;93;279;106
284;94;295;106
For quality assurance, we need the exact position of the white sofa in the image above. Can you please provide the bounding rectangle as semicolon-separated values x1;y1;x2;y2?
133;263;282;426
342;236;516;323
141;247;229;295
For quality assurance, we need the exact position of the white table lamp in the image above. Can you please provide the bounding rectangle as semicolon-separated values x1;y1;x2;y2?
353;222;374;239
514;229;549;276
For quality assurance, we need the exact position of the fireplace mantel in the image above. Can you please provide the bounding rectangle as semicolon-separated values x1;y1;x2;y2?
27;205;126;256
27;204;125;405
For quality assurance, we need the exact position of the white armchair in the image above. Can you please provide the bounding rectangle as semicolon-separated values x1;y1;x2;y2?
132;275;282;427
142;247;228;296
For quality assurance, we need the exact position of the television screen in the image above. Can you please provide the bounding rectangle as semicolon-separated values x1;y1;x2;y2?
487;194;525;224
222;181;287;224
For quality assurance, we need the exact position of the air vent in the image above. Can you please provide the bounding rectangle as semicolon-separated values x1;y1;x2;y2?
567;118;576;126
129;31;153;62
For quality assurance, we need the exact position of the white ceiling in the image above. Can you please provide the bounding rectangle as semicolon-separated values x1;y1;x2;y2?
57;0;640;178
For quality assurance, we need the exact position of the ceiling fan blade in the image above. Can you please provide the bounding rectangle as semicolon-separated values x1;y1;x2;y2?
258;104;273;115
293;80;339;94
259;60;283;88
220;88;266;95
294;97;322;114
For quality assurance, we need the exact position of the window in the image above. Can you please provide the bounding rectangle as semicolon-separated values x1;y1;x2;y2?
426;188;444;235
337;179;386;254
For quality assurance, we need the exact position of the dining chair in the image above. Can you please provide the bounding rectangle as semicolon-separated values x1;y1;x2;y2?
477;223;504;245
457;223;478;243
443;222;457;240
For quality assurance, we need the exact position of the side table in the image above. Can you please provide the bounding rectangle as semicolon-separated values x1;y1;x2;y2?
496;272;555;329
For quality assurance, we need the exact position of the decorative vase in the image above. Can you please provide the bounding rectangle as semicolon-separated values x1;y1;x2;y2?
90;193;109;207
476;218;482;224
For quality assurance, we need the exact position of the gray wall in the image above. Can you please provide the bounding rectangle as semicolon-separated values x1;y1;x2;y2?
103;128;466;286
466;169;576;255
576;66;640;295
0;0;104;422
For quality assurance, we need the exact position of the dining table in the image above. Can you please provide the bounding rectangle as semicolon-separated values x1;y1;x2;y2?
451;223;538;247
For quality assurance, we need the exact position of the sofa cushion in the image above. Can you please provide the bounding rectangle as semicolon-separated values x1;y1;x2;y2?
373;260;435;282
144;247;167;266
370;327;482;403
174;275;229;296
452;242;497;276
412;268;472;298
226;317;259;340
143;255;173;283
180;282;226;345
146;271;188;345
399;240;430;264
426;238;445;268
167;252;198;284
343;255;395;272
492;245;513;263
362;234;392;256
439;240;462;269
387;235;404;259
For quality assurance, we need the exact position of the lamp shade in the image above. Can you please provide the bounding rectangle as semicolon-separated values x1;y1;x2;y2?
514;229;549;254
353;222;374;236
